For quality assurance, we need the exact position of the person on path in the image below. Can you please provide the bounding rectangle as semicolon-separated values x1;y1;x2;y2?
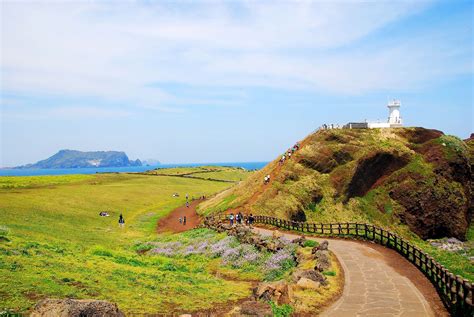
179;217;182;224
186;193;189;201
183;216;187;225
230;213;234;226
186;201;189;208
238;212;243;224
248;213;254;227
118;214;125;228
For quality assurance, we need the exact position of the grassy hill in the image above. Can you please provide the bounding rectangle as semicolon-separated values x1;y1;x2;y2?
201;127;473;279
0;167;253;314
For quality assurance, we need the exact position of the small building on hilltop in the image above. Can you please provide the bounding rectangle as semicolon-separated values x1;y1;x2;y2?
343;99;403;129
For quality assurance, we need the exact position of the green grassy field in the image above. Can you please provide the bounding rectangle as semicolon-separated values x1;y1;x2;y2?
0;168;254;314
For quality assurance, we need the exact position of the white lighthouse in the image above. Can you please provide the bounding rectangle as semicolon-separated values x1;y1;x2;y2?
387;99;402;127
343;99;405;129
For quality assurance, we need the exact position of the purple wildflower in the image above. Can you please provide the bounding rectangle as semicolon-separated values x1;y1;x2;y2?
150;247;174;256
264;249;293;271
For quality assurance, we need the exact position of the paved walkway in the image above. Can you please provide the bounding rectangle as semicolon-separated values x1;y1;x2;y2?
255;228;447;317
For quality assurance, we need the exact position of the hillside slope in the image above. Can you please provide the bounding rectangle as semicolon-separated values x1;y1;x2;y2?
201;127;473;240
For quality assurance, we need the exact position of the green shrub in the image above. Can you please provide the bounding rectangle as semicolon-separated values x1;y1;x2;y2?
303;240;318;248
91;246;113;257
269;301;294;317
113;255;146;267
323;270;336;276
133;243;153;253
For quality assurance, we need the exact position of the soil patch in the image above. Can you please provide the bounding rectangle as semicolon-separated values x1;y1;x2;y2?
399;127;444;144
346;152;410;199
156;199;204;233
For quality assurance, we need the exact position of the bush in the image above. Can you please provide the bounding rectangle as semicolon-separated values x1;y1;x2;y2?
323;270;336;276
91;246;113;257
133;243;154;253
303;240;318;248
270;301;294;317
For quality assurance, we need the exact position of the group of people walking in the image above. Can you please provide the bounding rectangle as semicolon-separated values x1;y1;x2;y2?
279;142;301;165
229;212;255;227
180;193;190;225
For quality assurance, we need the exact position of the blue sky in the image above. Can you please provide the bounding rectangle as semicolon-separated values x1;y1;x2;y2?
0;0;472;167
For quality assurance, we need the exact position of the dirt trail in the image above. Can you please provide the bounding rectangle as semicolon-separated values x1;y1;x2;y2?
156;199;203;233
245;135;313;207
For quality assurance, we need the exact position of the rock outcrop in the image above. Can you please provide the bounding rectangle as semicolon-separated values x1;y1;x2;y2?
237;300;272;316
30;299;124;317
253;281;294;305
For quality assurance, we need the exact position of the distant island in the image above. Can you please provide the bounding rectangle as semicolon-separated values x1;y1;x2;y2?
15;150;142;169
142;159;161;166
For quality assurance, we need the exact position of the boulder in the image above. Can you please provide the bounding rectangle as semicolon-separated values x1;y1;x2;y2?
292;236;306;246
253;281;293;305
311;240;328;253
296;277;320;290
293;269;327;285
273;282;293;305
319;240;329;251
30;299;124;317
301;270;327;285
313;250;331;272
239;300;272;316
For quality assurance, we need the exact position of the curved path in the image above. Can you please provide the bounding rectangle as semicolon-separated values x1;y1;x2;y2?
254;228;448;317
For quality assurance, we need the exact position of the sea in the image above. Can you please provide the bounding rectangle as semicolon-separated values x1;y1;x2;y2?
0;162;268;177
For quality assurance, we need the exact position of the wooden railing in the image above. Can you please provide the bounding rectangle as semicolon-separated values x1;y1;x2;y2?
208;215;473;316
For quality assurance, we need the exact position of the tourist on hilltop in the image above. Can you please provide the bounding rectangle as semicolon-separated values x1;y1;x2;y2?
235;213;240;224
229;213;235;226
238;212;243;224
183;216;187;225
248;214;254;227
118;214;125;228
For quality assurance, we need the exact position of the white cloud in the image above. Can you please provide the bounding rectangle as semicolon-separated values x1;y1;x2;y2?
3;105;132;120
1;0;471;110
